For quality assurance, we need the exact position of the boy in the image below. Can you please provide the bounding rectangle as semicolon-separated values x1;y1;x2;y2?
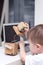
19;24;43;65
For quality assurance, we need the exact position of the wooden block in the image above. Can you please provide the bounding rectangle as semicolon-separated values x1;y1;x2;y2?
5;43;18;56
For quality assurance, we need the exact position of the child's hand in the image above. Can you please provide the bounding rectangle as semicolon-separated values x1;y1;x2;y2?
13;22;29;36
24;22;29;33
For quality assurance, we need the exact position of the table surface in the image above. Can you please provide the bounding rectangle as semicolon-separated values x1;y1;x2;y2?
0;47;20;65
0;41;30;65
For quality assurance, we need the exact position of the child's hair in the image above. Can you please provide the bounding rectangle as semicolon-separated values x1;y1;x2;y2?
27;24;43;45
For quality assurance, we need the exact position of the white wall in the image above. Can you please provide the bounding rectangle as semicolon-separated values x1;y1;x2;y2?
35;0;43;25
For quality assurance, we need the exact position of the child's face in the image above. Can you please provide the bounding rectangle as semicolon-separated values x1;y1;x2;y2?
28;40;39;54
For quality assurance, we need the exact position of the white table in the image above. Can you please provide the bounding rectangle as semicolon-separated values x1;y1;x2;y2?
0;47;22;65
0;41;30;65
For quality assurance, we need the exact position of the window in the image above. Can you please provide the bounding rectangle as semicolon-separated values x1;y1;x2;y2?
9;0;35;28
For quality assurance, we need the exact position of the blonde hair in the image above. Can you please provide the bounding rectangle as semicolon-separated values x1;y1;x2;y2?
27;24;43;45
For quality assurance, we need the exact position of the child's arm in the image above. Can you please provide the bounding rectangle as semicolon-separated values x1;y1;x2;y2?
19;41;26;62
19;23;29;62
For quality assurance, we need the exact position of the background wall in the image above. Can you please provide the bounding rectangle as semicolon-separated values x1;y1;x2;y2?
35;0;43;25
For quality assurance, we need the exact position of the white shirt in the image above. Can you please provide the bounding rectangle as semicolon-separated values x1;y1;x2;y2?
25;53;43;65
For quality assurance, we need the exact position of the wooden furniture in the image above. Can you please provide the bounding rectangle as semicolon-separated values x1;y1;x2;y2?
5;43;18;55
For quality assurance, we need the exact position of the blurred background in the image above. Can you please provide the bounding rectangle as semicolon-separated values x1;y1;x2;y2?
9;0;34;26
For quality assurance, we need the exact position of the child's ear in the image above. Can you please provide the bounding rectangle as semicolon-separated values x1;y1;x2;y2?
36;44;41;48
